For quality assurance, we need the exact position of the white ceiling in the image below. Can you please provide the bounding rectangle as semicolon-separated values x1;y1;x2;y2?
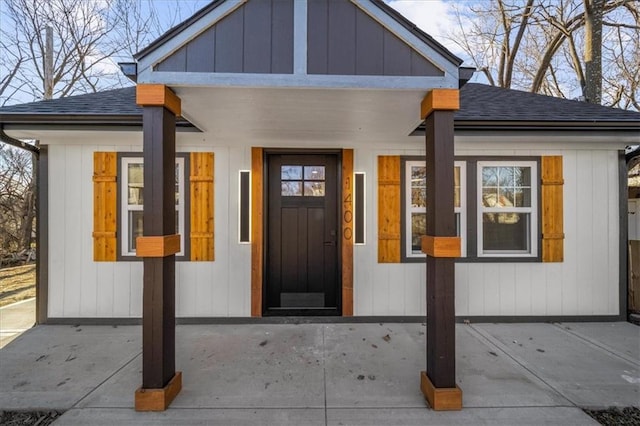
175;86;427;144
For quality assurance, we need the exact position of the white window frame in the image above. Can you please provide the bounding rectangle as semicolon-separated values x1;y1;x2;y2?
404;160;466;258
120;156;185;257
476;161;538;258
455;161;467;257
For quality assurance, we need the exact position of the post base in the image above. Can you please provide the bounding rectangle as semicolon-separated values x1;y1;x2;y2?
135;371;182;411
420;371;462;411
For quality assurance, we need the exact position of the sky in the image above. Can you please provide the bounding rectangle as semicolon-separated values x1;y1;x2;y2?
387;0;459;50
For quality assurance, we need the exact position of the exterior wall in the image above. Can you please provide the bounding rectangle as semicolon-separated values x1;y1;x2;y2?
47;137;252;318
45;133;621;318
353;144;620;317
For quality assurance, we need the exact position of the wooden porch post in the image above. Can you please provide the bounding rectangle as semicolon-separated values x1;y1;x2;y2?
419;89;463;411
134;84;183;411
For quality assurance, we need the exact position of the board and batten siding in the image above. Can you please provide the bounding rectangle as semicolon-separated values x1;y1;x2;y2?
156;0;294;74
47;138;619;318
47;143;251;318
307;0;443;76
353;146;620;317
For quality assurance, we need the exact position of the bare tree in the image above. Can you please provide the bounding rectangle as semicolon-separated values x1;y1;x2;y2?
0;0;126;104
584;0;604;103
449;0;640;108
0;145;36;260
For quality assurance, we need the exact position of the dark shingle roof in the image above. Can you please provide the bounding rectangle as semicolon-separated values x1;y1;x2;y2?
0;87;139;115
1;83;638;130
457;83;640;124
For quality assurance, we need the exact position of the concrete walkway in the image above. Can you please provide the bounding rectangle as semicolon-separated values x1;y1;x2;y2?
0;298;35;348
0;322;638;425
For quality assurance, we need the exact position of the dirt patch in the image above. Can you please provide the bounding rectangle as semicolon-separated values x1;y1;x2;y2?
0;411;63;426
0;264;36;308
583;407;640;425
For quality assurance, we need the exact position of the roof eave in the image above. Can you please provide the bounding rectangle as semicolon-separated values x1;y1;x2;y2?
408;120;640;135
453;120;640;131
0;114;199;131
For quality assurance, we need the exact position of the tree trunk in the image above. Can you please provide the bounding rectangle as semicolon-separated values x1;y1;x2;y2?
44;26;53;100
19;153;37;253
584;0;604;104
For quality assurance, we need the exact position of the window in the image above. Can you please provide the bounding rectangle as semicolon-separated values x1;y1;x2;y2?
403;160;466;259
477;161;537;257
405;160;426;257
281;165;326;197
400;157;539;262
120;156;186;257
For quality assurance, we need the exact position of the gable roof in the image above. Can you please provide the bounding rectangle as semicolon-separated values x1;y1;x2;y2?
134;0;462;67
1;83;638;131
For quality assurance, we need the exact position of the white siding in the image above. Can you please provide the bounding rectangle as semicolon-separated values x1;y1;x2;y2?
350;144;621;317
46;139;253;318
45;133;622;319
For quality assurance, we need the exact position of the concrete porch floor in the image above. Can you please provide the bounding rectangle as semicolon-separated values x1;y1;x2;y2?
0;322;638;425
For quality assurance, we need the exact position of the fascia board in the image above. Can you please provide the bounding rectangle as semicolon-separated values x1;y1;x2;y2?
137;71;458;90
137;0;247;78
350;0;460;83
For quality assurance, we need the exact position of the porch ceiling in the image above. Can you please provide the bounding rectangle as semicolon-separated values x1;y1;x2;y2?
174;86;426;143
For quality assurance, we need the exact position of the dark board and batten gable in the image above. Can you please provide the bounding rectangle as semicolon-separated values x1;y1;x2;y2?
154;0;445;78
307;0;444;76
156;0;294;74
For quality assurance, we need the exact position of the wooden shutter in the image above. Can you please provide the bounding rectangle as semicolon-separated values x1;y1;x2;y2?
378;156;401;263
541;156;564;262
190;152;215;261
93;152;117;261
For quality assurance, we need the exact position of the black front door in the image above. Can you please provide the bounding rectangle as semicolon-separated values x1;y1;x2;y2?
266;153;340;315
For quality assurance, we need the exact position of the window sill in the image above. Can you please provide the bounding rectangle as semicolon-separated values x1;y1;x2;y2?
400;256;541;264
115;255;191;262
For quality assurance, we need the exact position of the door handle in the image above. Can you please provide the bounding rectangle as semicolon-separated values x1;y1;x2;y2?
324;241;336;246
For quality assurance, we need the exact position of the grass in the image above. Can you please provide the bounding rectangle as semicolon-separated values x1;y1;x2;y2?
0;264;36;308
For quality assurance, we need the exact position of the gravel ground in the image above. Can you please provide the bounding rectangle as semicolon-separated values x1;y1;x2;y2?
0;411;63;426
583;407;640;426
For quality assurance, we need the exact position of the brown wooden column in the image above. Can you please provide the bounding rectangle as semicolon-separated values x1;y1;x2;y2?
134;84;182;411
419;89;463;411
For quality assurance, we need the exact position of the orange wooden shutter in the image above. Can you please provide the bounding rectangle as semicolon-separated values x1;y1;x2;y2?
93;152;117;261
541;156;564;262
378;156;401;263
190;152;215;261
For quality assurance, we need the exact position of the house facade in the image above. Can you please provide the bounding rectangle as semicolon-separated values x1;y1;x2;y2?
1;0;639;324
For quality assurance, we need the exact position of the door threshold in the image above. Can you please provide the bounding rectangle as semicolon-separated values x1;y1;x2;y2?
264;308;340;317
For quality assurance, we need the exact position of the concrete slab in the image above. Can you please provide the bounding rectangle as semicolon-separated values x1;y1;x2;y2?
554;322;640;364
0;298;35;348
55;408;325;425
327;407;599;426
472;323;640;408
456;325;570;408
323;323;426;408
323;323;569;409
78;324;326;409
0;325;140;410
0;321;638;423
